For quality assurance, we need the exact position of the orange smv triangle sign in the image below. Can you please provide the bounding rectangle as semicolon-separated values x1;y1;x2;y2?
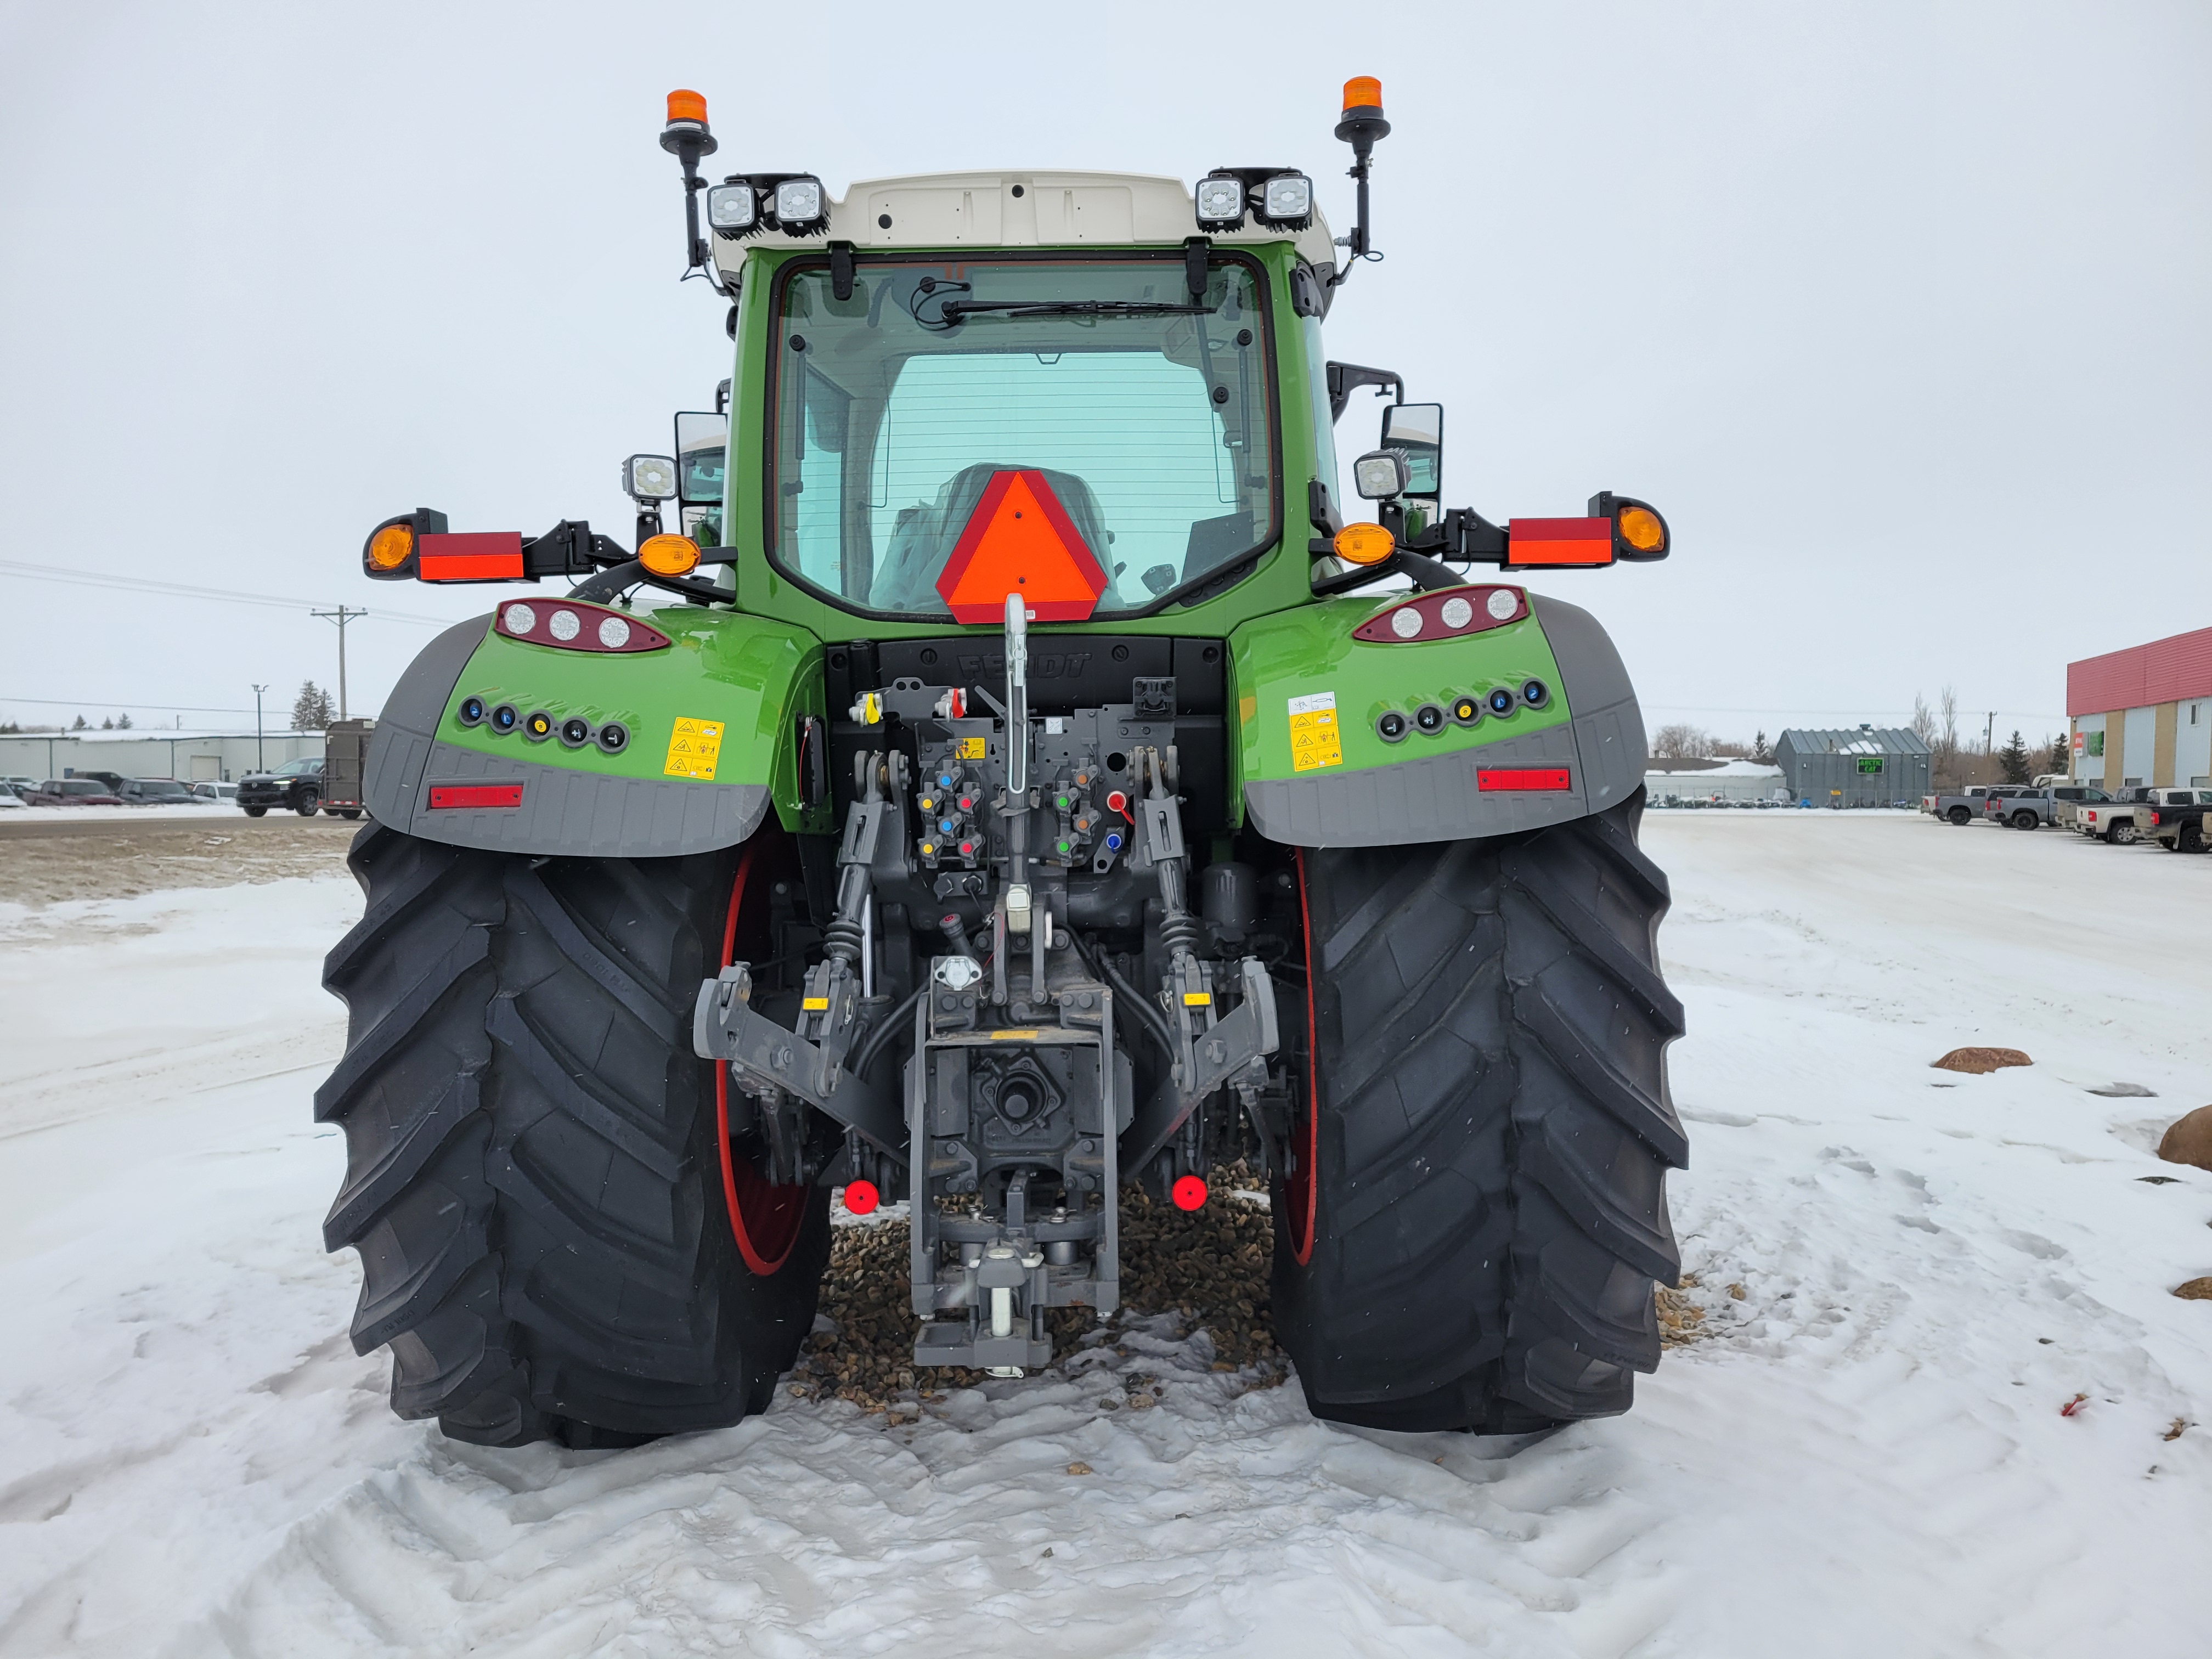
934;470;1109;624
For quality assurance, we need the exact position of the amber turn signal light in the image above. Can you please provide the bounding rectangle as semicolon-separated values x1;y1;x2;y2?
1589;493;1671;562
366;522;414;572
638;533;701;577
1332;522;1396;567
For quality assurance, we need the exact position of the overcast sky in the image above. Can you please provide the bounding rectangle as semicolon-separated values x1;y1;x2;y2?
2;0;2205;748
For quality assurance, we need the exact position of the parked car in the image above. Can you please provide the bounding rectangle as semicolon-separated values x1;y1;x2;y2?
2052;786;2112;831
115;777;198;806
2145;791;2212;853
2077;787;2173;844
236;757;326;817
190;780;238;802
66;769;128;793
1980;782;2106;830
0;783;26;809
1929;786;1992;826
27;778;124;806
4;776;40;795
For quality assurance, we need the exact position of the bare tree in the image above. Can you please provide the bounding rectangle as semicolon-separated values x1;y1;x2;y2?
1932;685;1962;788
1909;693;1936;744
1651;723;1716;760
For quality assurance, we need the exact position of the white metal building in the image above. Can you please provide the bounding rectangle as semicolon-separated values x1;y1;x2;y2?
1643;759;1788;803
0;729;325;784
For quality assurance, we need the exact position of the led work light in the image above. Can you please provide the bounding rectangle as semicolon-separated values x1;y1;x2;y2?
706;182;758;233
1256;171;1312;230
625;454;678;501
1194;173;1246;229
1352;450;1409;500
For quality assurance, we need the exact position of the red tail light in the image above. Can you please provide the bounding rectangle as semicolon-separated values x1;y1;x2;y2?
494;599;671;653
1352;584;1527;642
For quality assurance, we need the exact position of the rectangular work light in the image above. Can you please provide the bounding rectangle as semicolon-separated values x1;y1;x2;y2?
1256;171;1313;229
1194;172;1246;229
706;181;758;234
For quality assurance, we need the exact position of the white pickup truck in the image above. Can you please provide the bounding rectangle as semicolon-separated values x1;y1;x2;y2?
2075;787;2190;844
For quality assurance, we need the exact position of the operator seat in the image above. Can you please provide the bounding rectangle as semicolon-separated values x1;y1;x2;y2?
869;462;1111;613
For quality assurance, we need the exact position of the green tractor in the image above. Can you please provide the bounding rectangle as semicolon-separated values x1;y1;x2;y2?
320;78;1686;1449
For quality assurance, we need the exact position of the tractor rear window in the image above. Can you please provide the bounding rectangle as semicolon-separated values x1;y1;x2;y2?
766;256;1277;618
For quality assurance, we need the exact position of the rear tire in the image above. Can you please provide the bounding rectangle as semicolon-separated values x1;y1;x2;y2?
316;822;828;1448
1947;806;1971;825
244;806;267;818
1272;791;1688;1434
2010;810;2038;831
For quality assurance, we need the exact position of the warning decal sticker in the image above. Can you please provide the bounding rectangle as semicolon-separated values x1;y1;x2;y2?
663;716;724;780
1286;691;1342;774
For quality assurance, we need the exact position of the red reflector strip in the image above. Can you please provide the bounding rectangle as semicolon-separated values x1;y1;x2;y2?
1478;768;1572;792
428;783;524;810
419;532;525;581
1507;517;1613;567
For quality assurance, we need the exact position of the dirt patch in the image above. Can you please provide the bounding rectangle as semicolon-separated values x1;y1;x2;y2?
1658;1273;1709;1347
2172;1278;2212;1301
1932;1047;2033;1075
791;1167;1283;1413
0;819;358;907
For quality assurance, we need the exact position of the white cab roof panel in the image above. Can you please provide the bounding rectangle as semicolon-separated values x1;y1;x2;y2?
710;171;1336;275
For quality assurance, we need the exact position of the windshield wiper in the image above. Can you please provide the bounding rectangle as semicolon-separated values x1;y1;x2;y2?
936;298;1211;322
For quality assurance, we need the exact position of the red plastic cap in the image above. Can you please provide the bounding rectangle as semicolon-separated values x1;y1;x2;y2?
666;89;708;126
1171;1175;1209;1211
843;1180;880;1216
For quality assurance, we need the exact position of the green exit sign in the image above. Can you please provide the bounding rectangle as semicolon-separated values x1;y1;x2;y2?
1856;755;1884;774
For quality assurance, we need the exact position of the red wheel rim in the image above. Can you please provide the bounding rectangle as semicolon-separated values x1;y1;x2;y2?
715;836;809;1275
1288;848;1319;1265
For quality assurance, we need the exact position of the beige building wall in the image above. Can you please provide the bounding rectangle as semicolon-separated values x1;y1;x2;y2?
2106;710;2125;788
2153;701;2178;787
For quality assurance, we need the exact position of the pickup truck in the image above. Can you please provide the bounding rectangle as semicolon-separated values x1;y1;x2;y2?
2076;787;2174;844
1928;786;1992;825
1980;783;2107;830
2145;791;2212;853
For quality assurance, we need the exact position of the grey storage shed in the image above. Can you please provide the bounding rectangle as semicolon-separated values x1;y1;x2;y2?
1774;726;1932;806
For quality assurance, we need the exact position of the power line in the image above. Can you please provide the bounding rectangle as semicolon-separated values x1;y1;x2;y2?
0;559;462;627
0;693;262;714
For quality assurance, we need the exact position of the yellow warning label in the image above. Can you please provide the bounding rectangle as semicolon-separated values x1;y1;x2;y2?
956;735;986;760
663;715;724;780
1286;691;1342;774
801;996;830;1011
1183;992;1212;1006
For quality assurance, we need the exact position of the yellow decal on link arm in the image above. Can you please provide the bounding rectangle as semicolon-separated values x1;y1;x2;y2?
664;716;724;780
1286;691;1342;773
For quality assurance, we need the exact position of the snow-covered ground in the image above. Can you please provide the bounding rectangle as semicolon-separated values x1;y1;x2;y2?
3;816;2209;1656
0;803;247;823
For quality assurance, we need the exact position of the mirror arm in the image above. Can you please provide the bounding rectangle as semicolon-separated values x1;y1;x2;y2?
1324;360;1402;423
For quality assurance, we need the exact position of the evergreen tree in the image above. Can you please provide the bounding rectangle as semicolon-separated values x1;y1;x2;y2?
291;681;335;731
71;714;87;730
2049;733;2069;775
115;712;132;729
1997;729;2031;785
1751;728;1773;764
100;716;113;730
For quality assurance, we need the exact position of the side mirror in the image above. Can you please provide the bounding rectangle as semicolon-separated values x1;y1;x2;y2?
1380;402;1442;498
674;411;729;506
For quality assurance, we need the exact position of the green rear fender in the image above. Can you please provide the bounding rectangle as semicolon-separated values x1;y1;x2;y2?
1228;588;1645;847
362;605;830;857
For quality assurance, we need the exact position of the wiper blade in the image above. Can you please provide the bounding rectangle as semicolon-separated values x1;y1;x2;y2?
936;298;1211;321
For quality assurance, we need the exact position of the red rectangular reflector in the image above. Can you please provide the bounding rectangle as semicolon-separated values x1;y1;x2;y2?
1506;517;1613;568
418;531;524;582
1478;768;1572;792
428;783;524;810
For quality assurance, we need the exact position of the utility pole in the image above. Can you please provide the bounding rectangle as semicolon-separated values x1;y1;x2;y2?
1984;712;1995;755
252;684;268;772
312;605;365;720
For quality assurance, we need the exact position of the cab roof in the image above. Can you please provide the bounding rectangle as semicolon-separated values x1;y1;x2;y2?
710;171;1336;279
